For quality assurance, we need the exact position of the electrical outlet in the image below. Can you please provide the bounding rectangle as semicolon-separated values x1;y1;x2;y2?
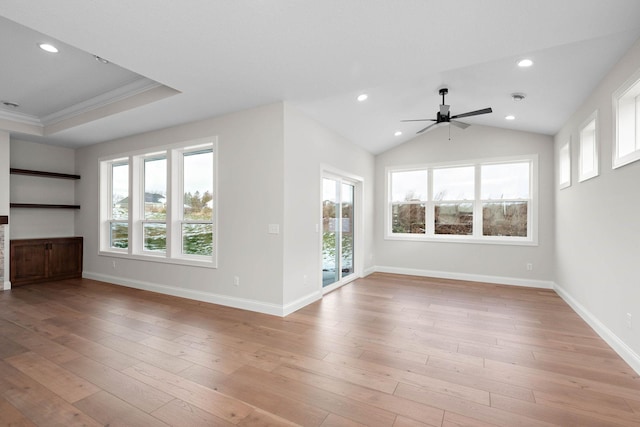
112;261;116;269
233;276;240;287
626;313;633;329
303;275;308;286
526;263;533;271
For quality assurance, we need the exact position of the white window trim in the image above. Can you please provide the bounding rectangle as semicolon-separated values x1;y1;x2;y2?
384;155;538;246
99;137;218;268
578;110;599;183
613;67;640;169
559;139;571;190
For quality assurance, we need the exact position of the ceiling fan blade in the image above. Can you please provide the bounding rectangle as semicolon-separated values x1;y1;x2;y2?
450;107;492;119
401;119;436;122
450;120;470;129
440;104;450;116
416;122;443;134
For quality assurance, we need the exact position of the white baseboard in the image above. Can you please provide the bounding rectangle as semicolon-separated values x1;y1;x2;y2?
283;290;322;316
554;282;640;376
3;280;10;290
84;271;287;317
373;265;554;289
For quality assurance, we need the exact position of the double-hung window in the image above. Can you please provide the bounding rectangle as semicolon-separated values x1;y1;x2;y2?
100;138;217;267
613;69;640;168
386;156;536;244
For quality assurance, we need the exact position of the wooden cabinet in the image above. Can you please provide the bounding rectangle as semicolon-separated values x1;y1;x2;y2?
10;237;83;286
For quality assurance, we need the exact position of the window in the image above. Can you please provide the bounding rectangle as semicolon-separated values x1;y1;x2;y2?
386;156;536;244
613;69;640;168
100;138;216;267
579;111;599;182
559;140;571;189
390;169;427;234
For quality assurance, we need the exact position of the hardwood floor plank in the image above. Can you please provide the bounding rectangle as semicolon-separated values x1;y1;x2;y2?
491;393;635;427
442;411;499;427
215;363;329;426
394;382;551;427
139;335;245;375
122;362;254;424
61;356;174;413
0;395;37;427
0;360;101;427
5;352;100;403
151;399;235;426
0;319;82;364
272;364;443;427
98;335;194;374
73;391;170;427
53;333;140;371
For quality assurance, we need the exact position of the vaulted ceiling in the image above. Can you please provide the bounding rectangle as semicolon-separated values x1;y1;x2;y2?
2;1;640;153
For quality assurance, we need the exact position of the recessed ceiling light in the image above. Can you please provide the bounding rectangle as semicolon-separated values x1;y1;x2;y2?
39;43;59;53
357;94;368;102
394;131;402;136
517;59;533;67
505;115;516;120
511;93;526;101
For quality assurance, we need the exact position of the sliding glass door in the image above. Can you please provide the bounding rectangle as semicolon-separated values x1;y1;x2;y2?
322;176;356;290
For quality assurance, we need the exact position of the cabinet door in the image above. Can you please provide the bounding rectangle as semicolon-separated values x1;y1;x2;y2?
49;237;83;279
10;239;48;286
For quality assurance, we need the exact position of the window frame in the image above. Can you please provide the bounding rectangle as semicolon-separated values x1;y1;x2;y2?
558;139;571;190
613;68;640;169
578;110;599;182
385;155;538;246
99;137;218;268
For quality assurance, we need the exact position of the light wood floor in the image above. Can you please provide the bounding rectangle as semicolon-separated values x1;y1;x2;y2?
1;274;639;426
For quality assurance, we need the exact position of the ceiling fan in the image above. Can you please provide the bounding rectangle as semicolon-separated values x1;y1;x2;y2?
402;88;492;134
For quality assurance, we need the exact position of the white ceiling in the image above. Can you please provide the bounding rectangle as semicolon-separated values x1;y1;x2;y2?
2;1;640;153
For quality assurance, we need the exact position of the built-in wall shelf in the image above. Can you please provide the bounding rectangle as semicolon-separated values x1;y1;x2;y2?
10;203;80;210
10;168;81;180
10;168;81;210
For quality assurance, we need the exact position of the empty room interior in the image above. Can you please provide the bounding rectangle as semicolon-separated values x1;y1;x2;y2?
1;1;640;426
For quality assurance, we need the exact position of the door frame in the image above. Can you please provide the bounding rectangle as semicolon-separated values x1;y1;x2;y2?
320;166;364;295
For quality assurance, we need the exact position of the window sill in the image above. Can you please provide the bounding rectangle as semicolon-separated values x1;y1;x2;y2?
99;250;217;269
384;234;538;246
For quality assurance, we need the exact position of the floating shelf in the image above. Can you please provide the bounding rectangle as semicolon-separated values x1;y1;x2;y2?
10;168;80;180
10;203;80;210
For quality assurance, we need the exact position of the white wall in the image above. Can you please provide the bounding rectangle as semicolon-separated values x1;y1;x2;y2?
0;131;9;289
76;103;287;314
554;38;640;373
9;139;77;239
374;125;555;287
282;104;375;312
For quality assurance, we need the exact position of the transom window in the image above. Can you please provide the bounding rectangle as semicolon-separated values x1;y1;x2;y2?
387;156;537;244
100;138;217;267
614;69;640;168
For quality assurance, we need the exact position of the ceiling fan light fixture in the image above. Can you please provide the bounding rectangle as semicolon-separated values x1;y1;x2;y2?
357;94;368;102
38;43;59;53
517;58;533;67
